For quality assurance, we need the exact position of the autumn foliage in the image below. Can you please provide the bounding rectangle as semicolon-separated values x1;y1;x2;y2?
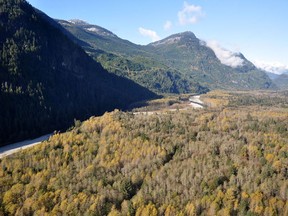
0;91;287;215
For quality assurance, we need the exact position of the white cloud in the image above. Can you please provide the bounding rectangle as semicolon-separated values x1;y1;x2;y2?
138;27;160;42
252;60;288;74
164;21;173;30
204;40;244;68
178;2;204;25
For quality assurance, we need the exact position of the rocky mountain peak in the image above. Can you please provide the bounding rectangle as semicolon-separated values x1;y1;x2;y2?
150;31;198;47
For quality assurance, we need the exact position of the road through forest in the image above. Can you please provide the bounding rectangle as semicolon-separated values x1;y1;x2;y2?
0;134;52;159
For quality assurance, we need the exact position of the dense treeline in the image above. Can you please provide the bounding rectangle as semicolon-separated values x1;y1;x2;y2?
0;91;287;215
0;0;156;146
95;52;209;94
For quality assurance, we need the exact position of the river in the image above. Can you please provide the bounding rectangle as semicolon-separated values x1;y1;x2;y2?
189;95;204;108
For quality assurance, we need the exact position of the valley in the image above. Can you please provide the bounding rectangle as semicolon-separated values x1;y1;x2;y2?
0;94;205;159
0;90;287;215
0;0;287;215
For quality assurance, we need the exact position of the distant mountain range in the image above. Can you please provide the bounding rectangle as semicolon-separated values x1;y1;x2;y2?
57;19;275;92
266;72;288;90
0;0;156;145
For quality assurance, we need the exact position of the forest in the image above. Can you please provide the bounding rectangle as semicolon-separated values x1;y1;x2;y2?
0;91;287;215
0;0;156;146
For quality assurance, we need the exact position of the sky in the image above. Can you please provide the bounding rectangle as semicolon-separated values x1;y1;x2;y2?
27;0;288;74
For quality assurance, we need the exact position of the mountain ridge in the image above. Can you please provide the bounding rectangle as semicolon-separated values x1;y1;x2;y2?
0;0;156;146
58;19;274;92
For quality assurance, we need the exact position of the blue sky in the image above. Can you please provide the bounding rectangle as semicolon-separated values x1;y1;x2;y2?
27;0;288;73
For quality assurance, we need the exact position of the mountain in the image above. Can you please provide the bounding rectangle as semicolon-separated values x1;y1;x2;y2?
57;19;145;56
58;20;274;92
264;71;288;89
266;71;281;80
147;32;272;90
0;0;156;146
57;20;208;94
272;74;288;89
265;71;288;90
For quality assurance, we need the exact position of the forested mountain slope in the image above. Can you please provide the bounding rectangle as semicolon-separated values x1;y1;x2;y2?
148;32;273;90
57;20;208;94
58;20;274;93
0;91;287;215
0;0;156;146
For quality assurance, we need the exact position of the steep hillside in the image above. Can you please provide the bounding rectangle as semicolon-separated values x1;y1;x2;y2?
57;20;208;94
0;91;287;215
147;32;273;90
0;0;156;146
58;20;274;92
57;19;146;57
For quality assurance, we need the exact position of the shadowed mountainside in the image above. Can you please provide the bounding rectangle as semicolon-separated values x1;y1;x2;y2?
0;0;157;146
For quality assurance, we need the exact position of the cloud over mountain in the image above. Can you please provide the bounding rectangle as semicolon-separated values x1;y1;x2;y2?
138;27;160;42
204;40;244;68
253;60;288;74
